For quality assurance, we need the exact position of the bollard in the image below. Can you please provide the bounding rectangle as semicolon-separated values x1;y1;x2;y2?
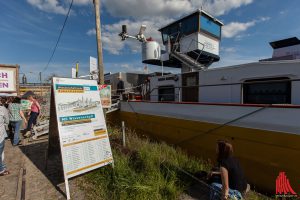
122;121;126;147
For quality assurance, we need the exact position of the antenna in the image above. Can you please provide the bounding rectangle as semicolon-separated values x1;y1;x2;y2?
119;24;147;42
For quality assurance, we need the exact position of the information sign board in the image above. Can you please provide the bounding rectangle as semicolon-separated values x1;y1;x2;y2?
52;77;113;180
0;67;17;92
99;85;111;108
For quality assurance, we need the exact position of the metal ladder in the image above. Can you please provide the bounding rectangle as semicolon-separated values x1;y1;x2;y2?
169;32;207;71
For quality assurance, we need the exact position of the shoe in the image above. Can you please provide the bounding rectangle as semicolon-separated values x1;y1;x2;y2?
13;141;22;146
0;170;10;176
24;131;31;138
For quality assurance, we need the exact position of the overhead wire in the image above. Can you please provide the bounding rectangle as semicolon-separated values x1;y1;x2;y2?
42;0;74;73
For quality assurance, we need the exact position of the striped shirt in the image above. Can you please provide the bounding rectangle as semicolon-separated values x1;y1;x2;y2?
8;103;22;121
0;106;9;143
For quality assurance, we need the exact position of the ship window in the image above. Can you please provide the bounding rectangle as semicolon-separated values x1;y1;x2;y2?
158;85;175;101
243;77;291;104
200;14;221;38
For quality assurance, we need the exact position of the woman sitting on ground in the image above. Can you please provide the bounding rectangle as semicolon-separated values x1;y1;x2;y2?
210;140;247;200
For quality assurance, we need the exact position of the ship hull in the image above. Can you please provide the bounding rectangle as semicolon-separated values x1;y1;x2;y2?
115;101;300;193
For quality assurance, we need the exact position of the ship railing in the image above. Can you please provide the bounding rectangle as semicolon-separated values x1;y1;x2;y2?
143;78;300;102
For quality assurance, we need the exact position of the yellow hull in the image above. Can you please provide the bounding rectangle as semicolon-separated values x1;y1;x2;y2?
110;110;300;193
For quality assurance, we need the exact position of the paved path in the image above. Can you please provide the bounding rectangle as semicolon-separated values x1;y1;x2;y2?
0;136;85;200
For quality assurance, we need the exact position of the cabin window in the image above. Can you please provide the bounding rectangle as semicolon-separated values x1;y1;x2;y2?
161;25;179;44
161;14;199;44
181;15;198;35
158;85;175;101
243;77;291;104
200;14;221;38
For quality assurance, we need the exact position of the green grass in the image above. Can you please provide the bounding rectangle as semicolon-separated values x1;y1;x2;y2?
79;126;270;200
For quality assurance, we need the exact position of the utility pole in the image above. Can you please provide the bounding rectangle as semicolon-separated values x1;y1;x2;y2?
93;0;104;84
39;72;42;84
76;62;79;78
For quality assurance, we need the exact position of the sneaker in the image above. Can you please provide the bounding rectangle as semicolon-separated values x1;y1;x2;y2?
24;131;31;138
13;141;22;146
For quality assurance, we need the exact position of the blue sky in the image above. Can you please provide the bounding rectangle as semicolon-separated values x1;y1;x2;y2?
0;0;299;82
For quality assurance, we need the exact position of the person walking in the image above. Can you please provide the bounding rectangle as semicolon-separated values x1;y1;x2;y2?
0;99;10;176
117;76;125;100
24;95;40;138
8;97;27;146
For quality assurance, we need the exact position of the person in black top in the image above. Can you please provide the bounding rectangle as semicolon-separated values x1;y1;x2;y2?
117;77;125;95
210;140;247;200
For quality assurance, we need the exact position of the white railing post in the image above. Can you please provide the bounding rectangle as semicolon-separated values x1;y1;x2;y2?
122;121;126;147
178;88;181;102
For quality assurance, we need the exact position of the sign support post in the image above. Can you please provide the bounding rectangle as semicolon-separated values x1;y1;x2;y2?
65;178;71;200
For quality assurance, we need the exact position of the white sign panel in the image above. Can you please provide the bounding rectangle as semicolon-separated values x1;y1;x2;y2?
0;67;17;92
198;34;219;56
53;77;113;179
71;68;76;78
90;56;97;73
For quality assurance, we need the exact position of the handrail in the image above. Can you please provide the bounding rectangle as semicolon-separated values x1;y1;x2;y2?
169;31;205;67
145;78;300;101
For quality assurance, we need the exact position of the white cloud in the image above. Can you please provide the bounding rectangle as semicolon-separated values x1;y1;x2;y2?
28;0;258;55
26;0;91;15
222;21;255;38
102;0;253;19
73;0;91;5
221;47;236;53
102;0;192;19
86;28;96;36
259;16;270;21
27;0;254;17
27;0;69;14
222;17;270;38
98;0;255;54
121;64;130;69
191;0;253;16
279;10;287;15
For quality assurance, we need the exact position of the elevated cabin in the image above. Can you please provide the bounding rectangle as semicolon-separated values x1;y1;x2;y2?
142;10;223;71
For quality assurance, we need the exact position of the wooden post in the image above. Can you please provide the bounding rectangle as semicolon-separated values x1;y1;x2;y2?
93;0;104;84
75;62;79;78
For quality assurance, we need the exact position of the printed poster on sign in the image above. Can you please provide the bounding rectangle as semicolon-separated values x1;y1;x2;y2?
99;85;111;108
0;67;17;92
52;77;113;179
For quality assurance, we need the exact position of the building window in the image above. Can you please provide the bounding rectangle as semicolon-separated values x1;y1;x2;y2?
200;14;221;38
158;85;175;101
243;77;291;104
